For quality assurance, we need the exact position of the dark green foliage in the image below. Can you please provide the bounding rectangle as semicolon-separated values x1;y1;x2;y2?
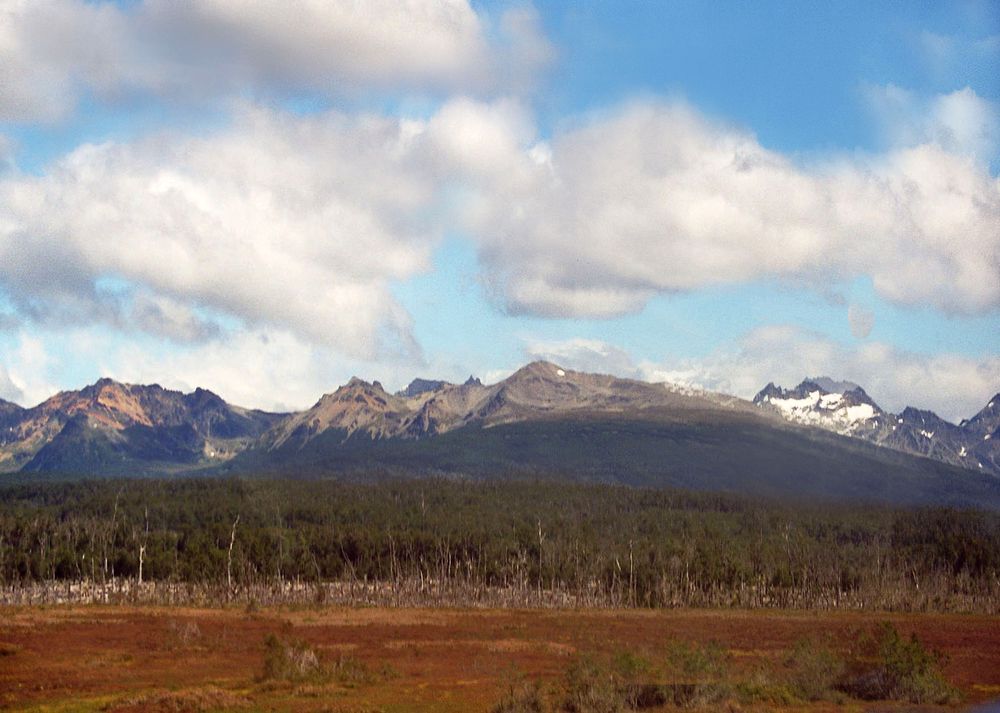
228;416;1000;509
0;478;998;612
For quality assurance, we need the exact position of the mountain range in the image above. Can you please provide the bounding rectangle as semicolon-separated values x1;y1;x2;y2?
753;379;999;476
1;362;998;507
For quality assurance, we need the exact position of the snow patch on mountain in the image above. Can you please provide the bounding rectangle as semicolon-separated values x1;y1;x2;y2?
756;384;879;435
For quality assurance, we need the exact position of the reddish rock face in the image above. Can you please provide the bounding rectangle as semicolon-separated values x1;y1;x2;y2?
0;379;283;473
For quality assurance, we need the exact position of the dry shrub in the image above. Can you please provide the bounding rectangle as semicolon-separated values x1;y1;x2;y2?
261;634;396;690
166;619;202;649
493;669;548;713
261;633;323;683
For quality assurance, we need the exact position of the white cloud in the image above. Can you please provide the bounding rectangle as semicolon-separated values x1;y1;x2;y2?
107;328;329;412
0;104;442;358
0;364;22;404
847;303;875;339
521;330;1000;424
0;333;58;407
152;0;552;95
0;0;552;122
0;134;13;172
0;0;137;122
440;98;1000;317
866;84;1000;161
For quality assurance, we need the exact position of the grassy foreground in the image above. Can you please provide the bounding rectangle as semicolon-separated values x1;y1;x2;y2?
1;605;998;712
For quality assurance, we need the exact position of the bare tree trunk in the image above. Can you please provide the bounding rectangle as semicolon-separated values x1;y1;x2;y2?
138;507;149;585
227;514;240;595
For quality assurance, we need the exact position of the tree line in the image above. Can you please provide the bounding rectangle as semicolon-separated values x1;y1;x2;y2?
1;476;998;611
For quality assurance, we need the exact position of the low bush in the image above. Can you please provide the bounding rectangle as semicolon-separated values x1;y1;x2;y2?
838;622;959;705
665;640;730;707
561;655;625;713
784;636;845;702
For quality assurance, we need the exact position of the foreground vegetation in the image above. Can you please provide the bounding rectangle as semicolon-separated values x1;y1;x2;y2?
1;477;999;611
490;621;958;711
3;605;991;711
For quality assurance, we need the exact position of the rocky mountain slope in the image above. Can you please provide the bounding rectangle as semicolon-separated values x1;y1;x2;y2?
254;361;760;454
0;379;284;473
754;379;999;476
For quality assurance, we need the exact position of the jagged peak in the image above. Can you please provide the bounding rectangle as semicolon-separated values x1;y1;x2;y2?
808;376;861;394
88;376;125;391
899;406;946;423
463;375;483;387
399;378;449;398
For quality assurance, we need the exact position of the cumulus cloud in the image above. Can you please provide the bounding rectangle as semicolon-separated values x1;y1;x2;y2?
847;303;875;339
521;330;999;423
441;99;1000;317
866;84;1000;161
0;105;443;358
151;0;552;95
0;0;552;122
107;328;330;412
3;94;997;363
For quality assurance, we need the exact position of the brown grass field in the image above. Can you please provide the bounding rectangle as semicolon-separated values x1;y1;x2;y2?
1;605;998;712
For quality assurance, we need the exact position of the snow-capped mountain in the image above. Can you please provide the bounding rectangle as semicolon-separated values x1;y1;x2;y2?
754;380;999;477
753;380;883;436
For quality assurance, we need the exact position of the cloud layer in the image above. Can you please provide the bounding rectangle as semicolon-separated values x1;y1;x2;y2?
450;99;1000;318
1;92;996;371
0;0;552;122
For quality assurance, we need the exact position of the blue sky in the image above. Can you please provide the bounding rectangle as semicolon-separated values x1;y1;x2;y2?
0;0;997;421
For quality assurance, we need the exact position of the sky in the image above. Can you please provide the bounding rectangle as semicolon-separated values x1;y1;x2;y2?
0;0;998;422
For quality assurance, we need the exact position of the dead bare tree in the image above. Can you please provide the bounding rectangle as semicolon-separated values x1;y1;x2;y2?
227;514;240;595
137;507;149;586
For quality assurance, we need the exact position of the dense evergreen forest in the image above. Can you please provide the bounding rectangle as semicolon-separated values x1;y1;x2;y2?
1;477;998;611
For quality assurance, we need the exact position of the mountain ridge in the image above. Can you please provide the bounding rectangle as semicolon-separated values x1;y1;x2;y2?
0;364;997;507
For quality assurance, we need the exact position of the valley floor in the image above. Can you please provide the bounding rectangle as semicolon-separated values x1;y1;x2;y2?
0;605;998;712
